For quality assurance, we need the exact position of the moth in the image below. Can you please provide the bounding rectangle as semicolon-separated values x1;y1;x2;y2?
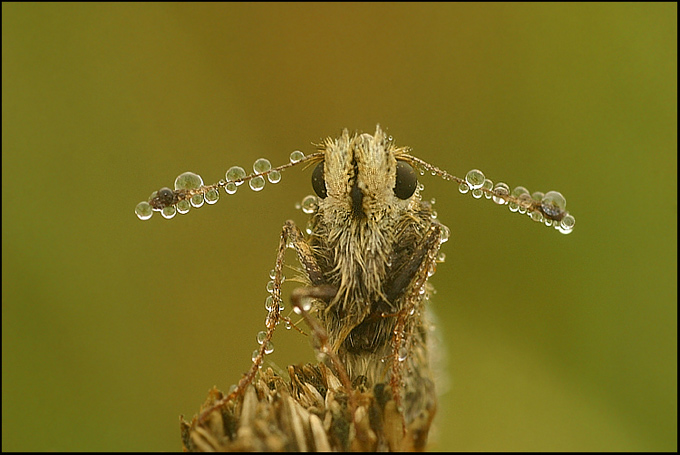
136;125;575;451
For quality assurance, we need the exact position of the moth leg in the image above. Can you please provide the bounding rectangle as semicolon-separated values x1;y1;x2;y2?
281;219;325;286
290;285;357;387
389;222;442;435
279;221;353;397
198;220;316;423
289;284;364;429
280;221;359;419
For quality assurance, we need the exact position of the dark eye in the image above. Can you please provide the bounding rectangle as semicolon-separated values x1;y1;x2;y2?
312;161;327;198
394;161;417;199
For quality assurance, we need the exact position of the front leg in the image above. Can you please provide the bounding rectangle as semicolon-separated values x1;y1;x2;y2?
198;220;327;424
388;222;442;443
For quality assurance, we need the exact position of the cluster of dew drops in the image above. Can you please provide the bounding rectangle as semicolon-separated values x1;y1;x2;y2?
134;151;307;221
455;168;575;234
252;262;316;367
251;268;284;365
225;266;292;395
132;151;312;369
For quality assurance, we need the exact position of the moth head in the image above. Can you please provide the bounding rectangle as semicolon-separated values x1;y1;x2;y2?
310;125;420;221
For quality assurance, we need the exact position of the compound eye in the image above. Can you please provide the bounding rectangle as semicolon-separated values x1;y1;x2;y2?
394;161;417;199
311;161;327;199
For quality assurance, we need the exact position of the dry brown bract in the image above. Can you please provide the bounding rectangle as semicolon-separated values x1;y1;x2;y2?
181;363;433;452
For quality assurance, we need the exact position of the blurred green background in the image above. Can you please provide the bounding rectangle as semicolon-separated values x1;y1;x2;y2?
2;3;676;451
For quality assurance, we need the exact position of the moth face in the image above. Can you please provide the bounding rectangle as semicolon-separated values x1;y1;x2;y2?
313;126;418;221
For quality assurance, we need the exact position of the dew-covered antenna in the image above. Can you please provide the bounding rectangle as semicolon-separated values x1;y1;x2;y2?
134;146;575;234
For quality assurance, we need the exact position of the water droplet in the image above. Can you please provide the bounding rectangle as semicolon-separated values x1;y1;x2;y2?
253;158;272;174
204;188;219;205
264;341;274;355
541;191;567;219
440;225;450;243
269;269;276;280
266;280;274;293
265;314;275;328
161;205;176;219
518;193;533;213
190;193;204;208
398;346;408;362
301;195;318;214
544;218;553;227
465;169;486;189
285;321;292;330
174;172;204;190
264;295;274;311
176;199;191;214
430;198;436;205
251;349;259;362
297;297;312;313
437;252;446;262
492;182;510;204
267;169;281;183
509;202;519;212
427;262;436;277
290;150;305;163
256;331;267;345
249;175;266;191
226;166;246;185
472;189;483;199
135;201;153;220
417;182;425;191
530;210;544;222
511;186;530;198
560;213;575;233
482;179;493;199
458;182;469;194
304;299;313;312
431;210;438;219
224;182;237;194
532;191;545;201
